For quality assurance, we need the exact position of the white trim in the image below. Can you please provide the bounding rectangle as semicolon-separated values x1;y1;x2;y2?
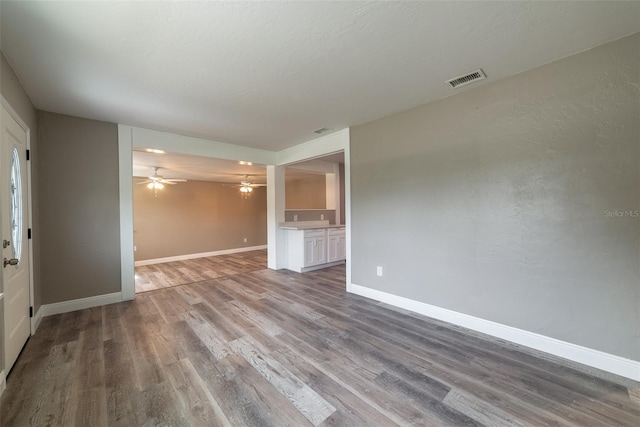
130;126;276;165
349;283;640;382
118;125;135;301
276;129;349;165
40;292;123;317
299;260;345;273
0;369;5;397
134;245;268;266
32;305;43;334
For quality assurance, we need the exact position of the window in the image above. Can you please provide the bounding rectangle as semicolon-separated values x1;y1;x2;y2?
10;147;23;261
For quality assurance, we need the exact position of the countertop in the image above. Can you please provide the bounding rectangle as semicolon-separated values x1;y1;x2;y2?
279;221;345;230
280;224;345;230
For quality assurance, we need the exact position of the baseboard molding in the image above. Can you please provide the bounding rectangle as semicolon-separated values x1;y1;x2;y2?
40;292;123;317
31;305;43;335
135;245;268;266
349;283;640;382
0;369;6;397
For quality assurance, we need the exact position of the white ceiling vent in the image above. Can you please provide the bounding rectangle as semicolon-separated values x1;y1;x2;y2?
446;69;486;89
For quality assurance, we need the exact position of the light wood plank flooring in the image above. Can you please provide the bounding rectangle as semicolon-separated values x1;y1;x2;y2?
135;250;267;292
2;265;639;426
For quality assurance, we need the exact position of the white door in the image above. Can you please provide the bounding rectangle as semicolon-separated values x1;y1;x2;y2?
1;105;31;373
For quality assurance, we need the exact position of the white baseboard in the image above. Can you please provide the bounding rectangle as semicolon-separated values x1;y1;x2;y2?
40;292;123;317
31;305;43;335
0;369;5;397
135;245;268;266
349;283;640;382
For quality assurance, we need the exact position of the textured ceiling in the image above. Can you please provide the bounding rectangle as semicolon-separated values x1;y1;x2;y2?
2;1;639;150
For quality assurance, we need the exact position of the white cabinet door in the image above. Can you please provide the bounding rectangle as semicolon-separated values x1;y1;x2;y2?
328;235;340;262
304;236;327;267
303;237;316;267
337;235;346;260
328;228;346;262
315;236;327;265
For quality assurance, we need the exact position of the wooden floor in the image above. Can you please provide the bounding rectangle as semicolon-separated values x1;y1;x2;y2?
135;250;267;292
2;265;639;426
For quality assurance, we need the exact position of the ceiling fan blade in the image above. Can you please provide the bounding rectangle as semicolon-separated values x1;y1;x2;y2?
162;179;187;182
137;180;153;184
250;184;267;187
162;181;178;185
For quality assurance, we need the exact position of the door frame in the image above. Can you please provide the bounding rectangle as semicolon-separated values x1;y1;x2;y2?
1;96;36;335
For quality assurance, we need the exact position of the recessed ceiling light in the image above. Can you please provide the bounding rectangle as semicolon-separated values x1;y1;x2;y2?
145;148;165;154
239;161;253;166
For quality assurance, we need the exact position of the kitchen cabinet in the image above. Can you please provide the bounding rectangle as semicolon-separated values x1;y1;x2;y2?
303;229;327;267
284;226;345;273
327;227;346;262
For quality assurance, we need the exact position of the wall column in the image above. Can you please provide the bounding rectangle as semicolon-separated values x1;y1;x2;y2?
267;165;286;269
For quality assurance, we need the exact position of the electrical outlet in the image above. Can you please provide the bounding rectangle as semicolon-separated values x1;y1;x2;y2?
377;266;383;276
134;246;137;252
243;238;247;243
320;214;324;220
294;215;298;221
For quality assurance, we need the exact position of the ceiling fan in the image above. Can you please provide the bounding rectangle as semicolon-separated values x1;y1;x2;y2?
231;174;266;197
137;166;186;196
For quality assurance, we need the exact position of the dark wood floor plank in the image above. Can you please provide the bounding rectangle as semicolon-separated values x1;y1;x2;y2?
3;255;639;426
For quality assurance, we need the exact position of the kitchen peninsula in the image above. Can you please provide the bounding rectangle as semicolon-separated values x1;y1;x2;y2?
280;221;346;272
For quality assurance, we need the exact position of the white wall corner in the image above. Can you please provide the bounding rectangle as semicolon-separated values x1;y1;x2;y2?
348;283;640;382
267;165;287;270
40;292;124;317
118;125;135;300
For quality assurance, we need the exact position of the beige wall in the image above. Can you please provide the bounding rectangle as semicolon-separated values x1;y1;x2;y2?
285;174;326;209
351;34;640;360
134;179;267;261
38;111;121;304
284;209;336;224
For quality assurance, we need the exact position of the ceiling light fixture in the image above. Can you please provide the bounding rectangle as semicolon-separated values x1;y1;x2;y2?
239;161;253;166
145;148;166;154
137;166;186;197
240;185;253;199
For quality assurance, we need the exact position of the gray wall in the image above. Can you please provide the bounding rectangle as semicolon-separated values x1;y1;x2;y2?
350;34;640;361
133;179;267;261
38;111;121;304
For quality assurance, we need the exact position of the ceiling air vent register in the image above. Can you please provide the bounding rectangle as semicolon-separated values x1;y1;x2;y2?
446;69;487;89
314;127;332;135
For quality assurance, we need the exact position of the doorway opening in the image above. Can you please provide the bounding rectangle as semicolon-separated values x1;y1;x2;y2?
131;150;268;293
